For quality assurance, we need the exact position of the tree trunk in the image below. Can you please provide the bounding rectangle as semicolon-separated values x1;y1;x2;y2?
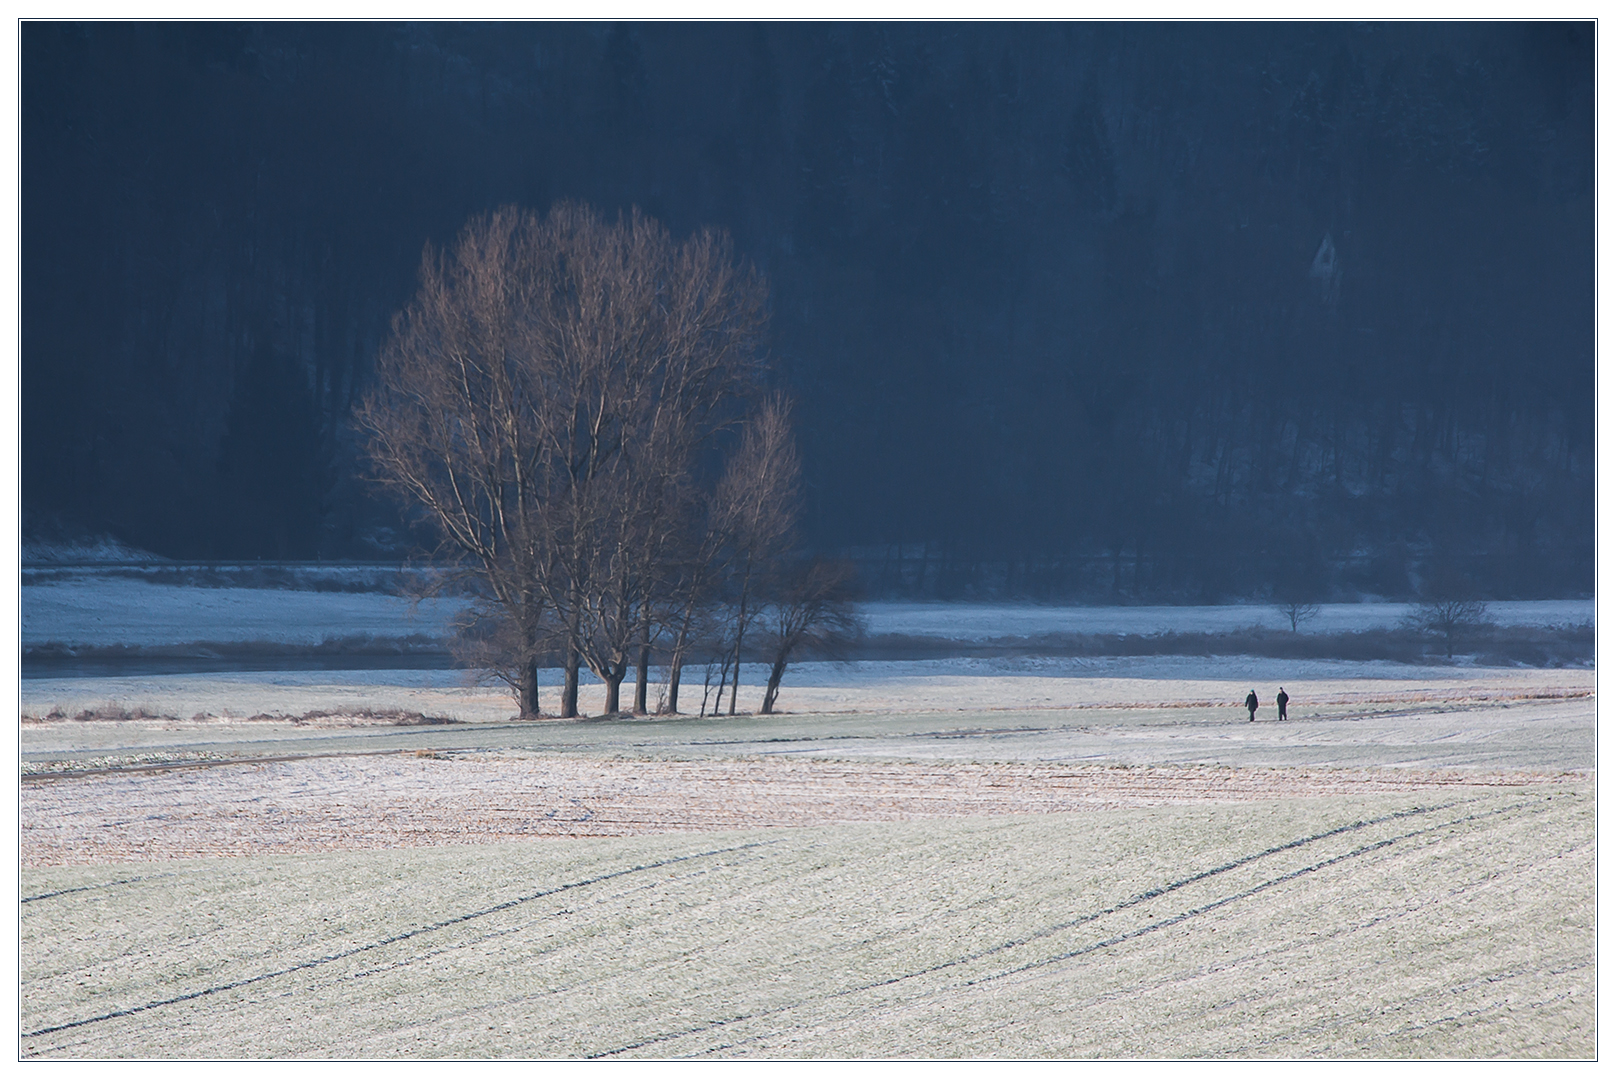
727;645;742;715
561;644;580;719
711;650;732;717
761;658;787;714
633;626;651;714
727;615;748;716
603;671;623;716
518;661;540;718
729;555;753;715
661;606;693;715
666;651;683;714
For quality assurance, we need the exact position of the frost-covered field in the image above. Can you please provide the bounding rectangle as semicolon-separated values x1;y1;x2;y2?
20;572;1594;650
18;663;1596;775
16;579;1597;1058
16;659;1597;1056
20;653;1596;721
20;786;1594;1058
17;748;1581;865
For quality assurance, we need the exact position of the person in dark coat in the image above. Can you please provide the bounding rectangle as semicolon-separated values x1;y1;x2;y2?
1245;689;1259;722
1277;687;1289;721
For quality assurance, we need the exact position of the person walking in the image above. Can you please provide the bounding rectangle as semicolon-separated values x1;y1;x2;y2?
1245;689;1259;722
1276;687;1289;721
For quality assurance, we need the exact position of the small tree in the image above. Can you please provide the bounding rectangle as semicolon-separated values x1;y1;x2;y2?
756;558;863;714
1410;597;1491;659
1409;566;1492;659
1274;599;1322;633
711;396;801;715
655;492;728;715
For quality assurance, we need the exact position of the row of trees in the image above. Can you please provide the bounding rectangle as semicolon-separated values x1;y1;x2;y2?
359;203;858;718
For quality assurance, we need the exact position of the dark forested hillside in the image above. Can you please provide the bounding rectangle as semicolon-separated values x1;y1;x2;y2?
21;22;1594;599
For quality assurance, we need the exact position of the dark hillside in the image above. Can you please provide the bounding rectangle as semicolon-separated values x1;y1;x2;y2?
21;22;1593;599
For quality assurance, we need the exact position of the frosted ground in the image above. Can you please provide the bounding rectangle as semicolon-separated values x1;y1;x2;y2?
19;788;1595;1058
19;659;1595;773
17;576;1597;1058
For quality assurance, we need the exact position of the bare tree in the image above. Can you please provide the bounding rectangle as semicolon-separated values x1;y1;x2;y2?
360;203;767;718
710;396;801;714
1274;599;1322;633
357;208;558;717
756;558;863;714
653;486;727;714
1407;567;1492;660
1410;597;1491;658
557;211;767;716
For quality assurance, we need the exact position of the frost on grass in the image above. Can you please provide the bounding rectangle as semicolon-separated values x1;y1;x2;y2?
19;656;1598;733
21;754;1577;865
14;659;1596;1058
18;785;1594;1059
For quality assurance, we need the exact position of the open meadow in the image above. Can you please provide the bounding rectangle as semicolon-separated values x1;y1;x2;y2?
17;581;1597;1058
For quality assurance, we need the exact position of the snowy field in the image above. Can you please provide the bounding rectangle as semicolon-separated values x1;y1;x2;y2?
16;579;1597;1058
20;785;1594;1058
19;573;1594;650
19;659;1595;774
17;659;1597;1056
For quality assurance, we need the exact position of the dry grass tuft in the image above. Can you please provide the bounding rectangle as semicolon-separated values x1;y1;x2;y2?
22;705;457;727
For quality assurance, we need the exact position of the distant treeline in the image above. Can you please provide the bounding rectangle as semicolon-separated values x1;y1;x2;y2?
22;22;1593;599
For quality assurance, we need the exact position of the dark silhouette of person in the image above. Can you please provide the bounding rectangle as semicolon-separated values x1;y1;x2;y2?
1245;689;1259;722
1277;687;1289;721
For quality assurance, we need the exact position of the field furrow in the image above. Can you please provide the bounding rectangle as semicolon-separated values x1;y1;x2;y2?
20;784;1592;1058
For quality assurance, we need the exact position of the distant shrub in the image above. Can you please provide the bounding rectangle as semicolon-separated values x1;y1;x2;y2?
1407;598;1491;659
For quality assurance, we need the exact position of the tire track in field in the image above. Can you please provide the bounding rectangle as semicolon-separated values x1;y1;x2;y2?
345;795;1586;1059
1214;829;1596;1058
336;854;773;994
723;796;1556;1058
1007;823;1592;1052
603;796;1555;1058
18;839;780;1050
1361;959;1594;1050
21;747;414;782
20;873;177;904
586;798;1498;1058
1235;957;1596;1058
958;801;1530;990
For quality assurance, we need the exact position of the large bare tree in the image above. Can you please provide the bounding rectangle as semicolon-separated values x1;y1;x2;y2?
359;203;767;717
357;208;555;716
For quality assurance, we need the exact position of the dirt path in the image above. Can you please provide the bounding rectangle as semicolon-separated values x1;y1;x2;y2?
21;751;1581;867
